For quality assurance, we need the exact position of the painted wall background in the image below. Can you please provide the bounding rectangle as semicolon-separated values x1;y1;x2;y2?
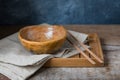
0;0;120;25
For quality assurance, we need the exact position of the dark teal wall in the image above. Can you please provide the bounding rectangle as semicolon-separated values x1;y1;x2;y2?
0;0;120;24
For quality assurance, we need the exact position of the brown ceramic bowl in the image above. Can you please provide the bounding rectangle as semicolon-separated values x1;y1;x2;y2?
18;25;67;54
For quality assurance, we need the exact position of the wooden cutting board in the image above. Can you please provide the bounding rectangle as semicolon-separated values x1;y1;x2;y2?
43;33;104;67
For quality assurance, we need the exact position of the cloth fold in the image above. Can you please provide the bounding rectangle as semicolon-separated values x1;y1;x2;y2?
0;30;88;80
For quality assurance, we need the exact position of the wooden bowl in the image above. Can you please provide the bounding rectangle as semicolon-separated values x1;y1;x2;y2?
18;25;67;54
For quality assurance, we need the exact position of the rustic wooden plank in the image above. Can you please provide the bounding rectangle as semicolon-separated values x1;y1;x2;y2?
0;25;120;80
89;33;100;58
65;25;120;46
43;33;104;67
29;50;120;80
44;58;104;67
88;33;104;61
96;34;104;60
30;25;120;80
0;25;120;45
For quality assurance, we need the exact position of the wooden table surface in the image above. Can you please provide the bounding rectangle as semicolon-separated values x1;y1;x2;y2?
0;25;120;80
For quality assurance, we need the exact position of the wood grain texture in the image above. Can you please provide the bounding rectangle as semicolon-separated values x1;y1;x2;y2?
0;25;120;80
44;33;104;67
65;25;120;46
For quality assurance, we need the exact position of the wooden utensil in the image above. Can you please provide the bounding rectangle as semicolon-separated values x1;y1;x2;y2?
67;31;103;64
67;38;96;64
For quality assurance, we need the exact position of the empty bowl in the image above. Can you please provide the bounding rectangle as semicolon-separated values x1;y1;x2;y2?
18;24;67;54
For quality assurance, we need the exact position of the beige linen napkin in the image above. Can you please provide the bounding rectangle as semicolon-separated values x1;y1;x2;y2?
0;30;88;80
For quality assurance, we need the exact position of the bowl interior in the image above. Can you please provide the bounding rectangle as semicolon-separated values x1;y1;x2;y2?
19;25;66;42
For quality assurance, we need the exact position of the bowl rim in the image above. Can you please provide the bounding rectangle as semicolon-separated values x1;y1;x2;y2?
18;25;67;44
